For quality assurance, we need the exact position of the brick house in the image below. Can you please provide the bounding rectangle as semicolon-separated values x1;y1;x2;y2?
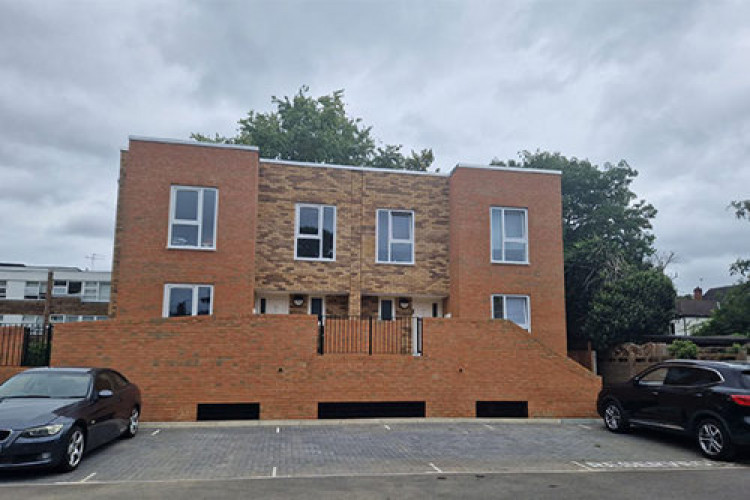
40;136;600;421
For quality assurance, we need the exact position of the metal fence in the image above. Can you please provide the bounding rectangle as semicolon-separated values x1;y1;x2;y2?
318;316;423;356
0;324;53;366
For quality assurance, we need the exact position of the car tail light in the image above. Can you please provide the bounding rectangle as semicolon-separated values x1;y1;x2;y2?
730;395;750;407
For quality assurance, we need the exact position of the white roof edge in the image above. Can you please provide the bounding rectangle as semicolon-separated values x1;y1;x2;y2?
128;136;260;152
260;158;446;177
451;163;562;176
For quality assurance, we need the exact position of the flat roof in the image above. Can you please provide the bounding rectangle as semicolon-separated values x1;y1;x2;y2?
126;136;562;176
129;136;260;152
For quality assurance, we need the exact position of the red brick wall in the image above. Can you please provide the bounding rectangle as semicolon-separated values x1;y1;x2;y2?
51;316;600;421
448;167;568;354
112;139;259;320
0;366;27;383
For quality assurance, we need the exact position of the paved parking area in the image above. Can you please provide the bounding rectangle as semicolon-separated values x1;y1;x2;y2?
0;420;746;486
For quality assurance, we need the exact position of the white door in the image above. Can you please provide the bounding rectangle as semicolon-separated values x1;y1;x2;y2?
412;299;442;318
256;294;289;314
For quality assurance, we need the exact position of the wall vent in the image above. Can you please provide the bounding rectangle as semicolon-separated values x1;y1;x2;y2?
318;401;426;419
196;403;260;421
476;401;529;418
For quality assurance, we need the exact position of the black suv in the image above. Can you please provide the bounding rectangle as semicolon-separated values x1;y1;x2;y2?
597;360;750;460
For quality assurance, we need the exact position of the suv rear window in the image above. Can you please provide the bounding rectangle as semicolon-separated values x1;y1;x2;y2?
742;371;750;389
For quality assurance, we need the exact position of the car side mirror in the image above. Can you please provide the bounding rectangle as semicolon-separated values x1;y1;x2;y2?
632;378;640;386
98;389;114;399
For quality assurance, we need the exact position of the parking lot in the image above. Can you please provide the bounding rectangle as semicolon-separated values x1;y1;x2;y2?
0;420;746;497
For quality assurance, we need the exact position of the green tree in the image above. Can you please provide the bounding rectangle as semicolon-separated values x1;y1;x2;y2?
491;151;673;349
695;281;750;337
192;86;434;171
582;269;676;350
729;199;750;278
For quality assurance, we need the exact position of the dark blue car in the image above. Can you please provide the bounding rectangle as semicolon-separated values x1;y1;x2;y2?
0;367;141;471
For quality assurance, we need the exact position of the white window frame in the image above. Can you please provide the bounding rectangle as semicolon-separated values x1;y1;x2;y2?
294;204;337;261
80;281;111;302
167;186;219;250
308;296;326;316
491;294;531;331
376;209;415;265
23;281;46;300
162;284;214;318
490;207;529;265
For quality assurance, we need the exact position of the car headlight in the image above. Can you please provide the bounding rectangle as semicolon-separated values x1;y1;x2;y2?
21;424;64;438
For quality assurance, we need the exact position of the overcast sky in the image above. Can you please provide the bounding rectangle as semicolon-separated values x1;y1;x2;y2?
1;0;748;294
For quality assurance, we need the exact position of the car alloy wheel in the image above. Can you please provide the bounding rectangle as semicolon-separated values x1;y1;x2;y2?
61;427;85;471
124;407;141;438
697;419;733;460
604;402;624;431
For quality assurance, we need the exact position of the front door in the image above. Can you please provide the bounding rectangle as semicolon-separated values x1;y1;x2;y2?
310;297;325;319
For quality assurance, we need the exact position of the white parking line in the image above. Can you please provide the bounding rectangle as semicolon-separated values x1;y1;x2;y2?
384;425;391;430
428;462;442;473
578;424;592;430
151;429;161;436
276;427;280;434
80;473;97;483
272;466;277;477
484;424;493;430
571;461;594;471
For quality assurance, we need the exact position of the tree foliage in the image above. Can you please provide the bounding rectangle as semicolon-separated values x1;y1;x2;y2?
729;199;750;278
192;86;434;171
491;151;674;349
695;282;750;337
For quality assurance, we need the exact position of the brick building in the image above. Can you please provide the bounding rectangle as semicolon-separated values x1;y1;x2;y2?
0;264;110;325
40;136;600;421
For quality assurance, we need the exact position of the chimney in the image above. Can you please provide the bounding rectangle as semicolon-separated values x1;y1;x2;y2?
693;287;703;301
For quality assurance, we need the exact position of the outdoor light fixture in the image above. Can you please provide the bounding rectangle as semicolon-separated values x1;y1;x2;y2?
399;298;410;309
293;295;304;306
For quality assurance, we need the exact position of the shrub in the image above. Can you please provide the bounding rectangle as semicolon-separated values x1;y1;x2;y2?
667;339;699;359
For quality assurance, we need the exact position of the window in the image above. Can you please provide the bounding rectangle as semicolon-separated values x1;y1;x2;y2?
52;280;83;297
491;295;530;331
81;281;111;302
168;186;218;249
376;209;414;264
379;299;394;321
490;207;528;263
163;285;213;317
22;315;43;325
295;204;336;260
0;280;6;299
23;281;46;300
665;367;722;386
638;367;669;386
50;315;65;323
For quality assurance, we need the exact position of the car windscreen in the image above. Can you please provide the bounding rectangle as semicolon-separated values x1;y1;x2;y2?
0;372;91;399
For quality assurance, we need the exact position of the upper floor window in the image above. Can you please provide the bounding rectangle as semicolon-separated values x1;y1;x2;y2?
0;281;6;299
163;284;213;317
168;186;218;250
492;294;530;331
23;281;46;300
376;209;414;264
53;280;82;296
295;204;336;261
82;281;111;302
490;207;528;264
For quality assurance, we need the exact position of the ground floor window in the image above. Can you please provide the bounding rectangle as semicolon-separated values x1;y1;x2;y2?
164;284;213;317
491;294;530;331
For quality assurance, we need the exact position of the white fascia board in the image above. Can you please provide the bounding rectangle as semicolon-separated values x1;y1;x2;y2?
128;136;260;152
450;163;562;176
261;158;447;178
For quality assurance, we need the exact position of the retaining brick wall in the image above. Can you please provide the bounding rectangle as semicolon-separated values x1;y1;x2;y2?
51;315;600;421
